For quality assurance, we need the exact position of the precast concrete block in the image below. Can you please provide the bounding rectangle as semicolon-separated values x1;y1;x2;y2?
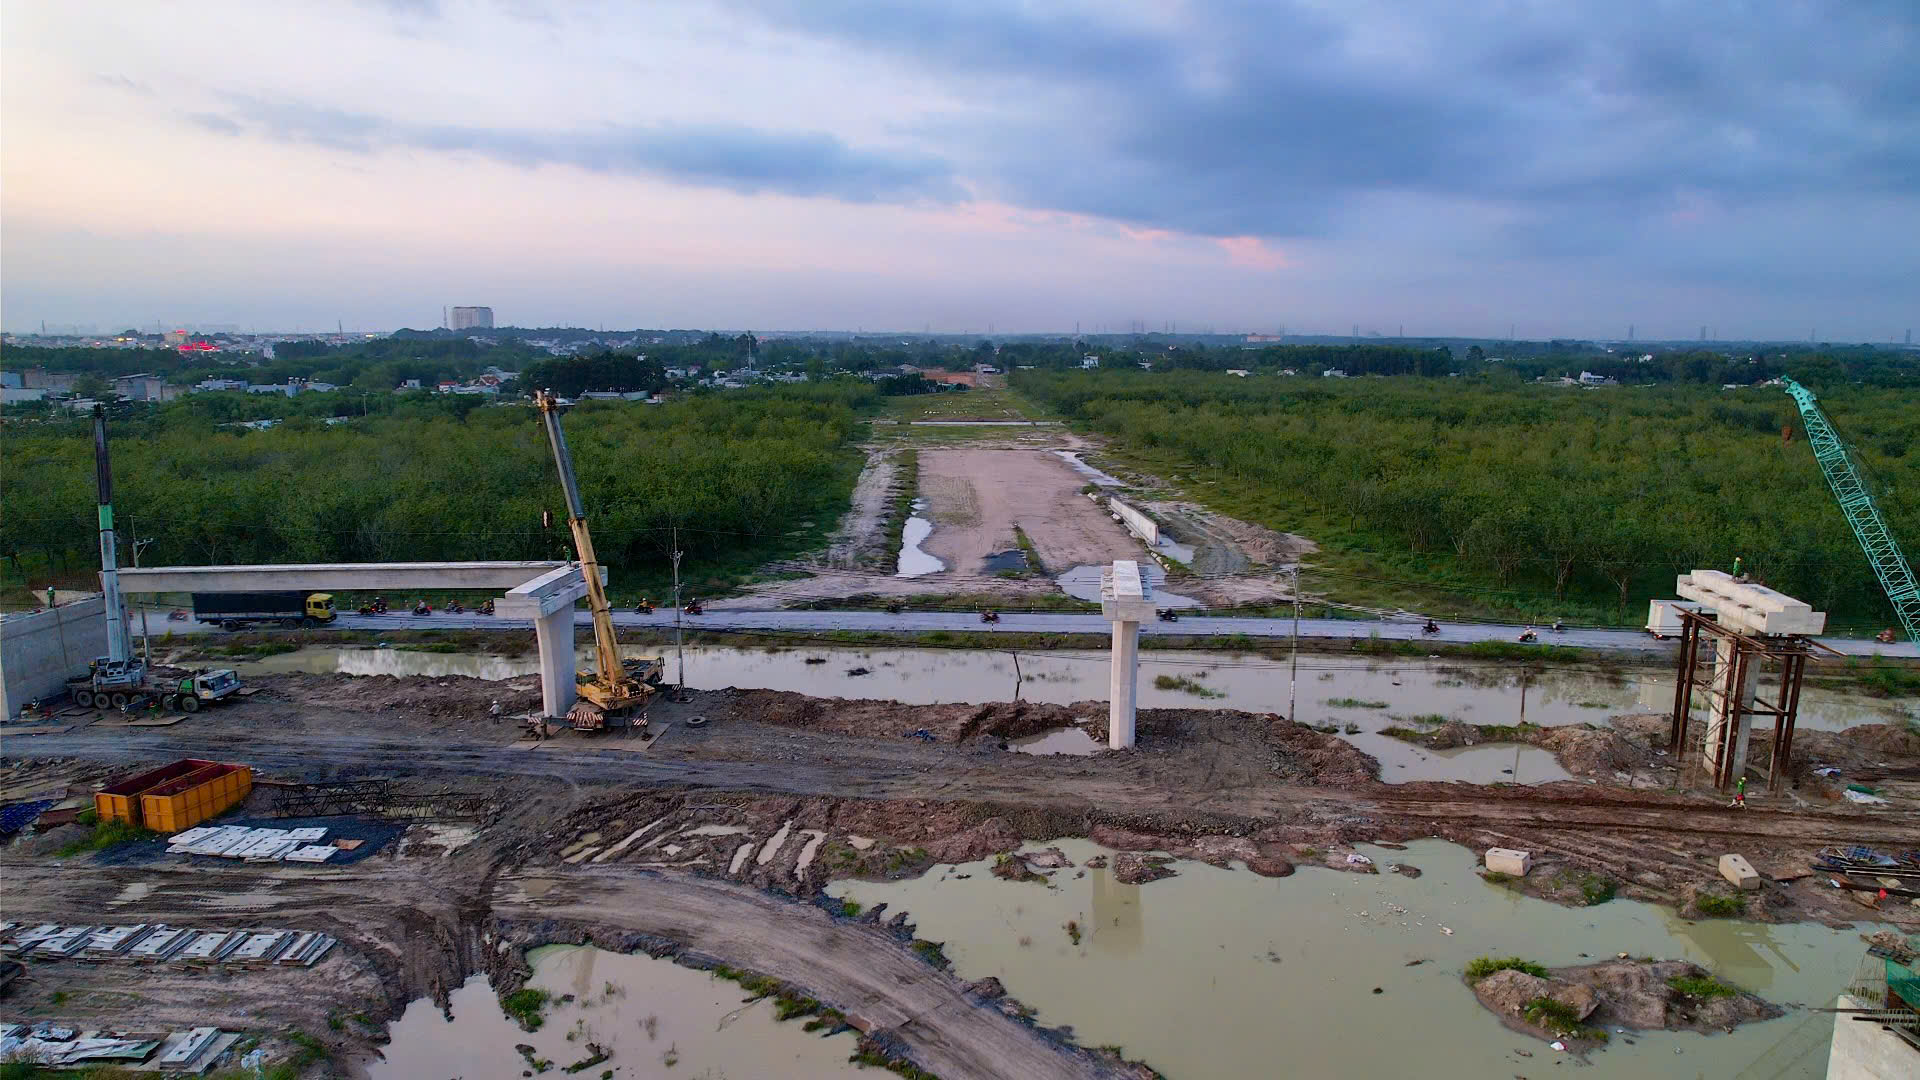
1719;853;1762;891
1485;848;1532;877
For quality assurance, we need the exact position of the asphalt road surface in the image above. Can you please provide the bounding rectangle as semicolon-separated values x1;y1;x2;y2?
314;608;1918;658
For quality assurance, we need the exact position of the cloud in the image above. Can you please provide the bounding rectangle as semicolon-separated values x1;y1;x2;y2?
732;1;1920;244
92;74;153;97
192;96;964;205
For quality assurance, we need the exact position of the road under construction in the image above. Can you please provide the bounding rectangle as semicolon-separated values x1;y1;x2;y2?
3;400;1917;1079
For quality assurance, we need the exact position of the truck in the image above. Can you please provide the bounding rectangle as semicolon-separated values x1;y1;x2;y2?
67;662;242;712
193;591;336;630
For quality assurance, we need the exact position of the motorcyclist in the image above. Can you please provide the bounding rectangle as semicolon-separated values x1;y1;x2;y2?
1519;625;1537;642
1422;618;1439;634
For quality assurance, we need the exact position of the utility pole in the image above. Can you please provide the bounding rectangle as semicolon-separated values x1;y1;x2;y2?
1287;564;1301;723
671;527;685;701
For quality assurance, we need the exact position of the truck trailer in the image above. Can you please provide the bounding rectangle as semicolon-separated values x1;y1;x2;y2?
193;591;336;630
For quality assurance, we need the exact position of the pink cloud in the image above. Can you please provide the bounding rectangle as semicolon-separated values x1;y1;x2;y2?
1216;235;1290;270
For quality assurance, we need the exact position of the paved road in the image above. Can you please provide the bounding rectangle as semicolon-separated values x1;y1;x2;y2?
315;608;1918;658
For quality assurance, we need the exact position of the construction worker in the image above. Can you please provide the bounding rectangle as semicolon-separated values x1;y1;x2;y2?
1730;775;1747;808
1732;555;1744;580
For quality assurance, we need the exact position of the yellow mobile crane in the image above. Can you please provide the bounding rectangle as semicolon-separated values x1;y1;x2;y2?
534;390;664;733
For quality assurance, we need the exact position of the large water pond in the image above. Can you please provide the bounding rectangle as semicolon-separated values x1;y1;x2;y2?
231;645;1915;784
832;838;1865;1080
371;942;862;1079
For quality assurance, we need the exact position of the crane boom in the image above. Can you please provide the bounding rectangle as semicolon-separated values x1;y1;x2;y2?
534;390;658;729
1781;377;1920;644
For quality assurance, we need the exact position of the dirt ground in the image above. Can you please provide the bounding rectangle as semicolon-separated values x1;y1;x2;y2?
4;668;1917;1078
918;448;1139;576
823;448;900;569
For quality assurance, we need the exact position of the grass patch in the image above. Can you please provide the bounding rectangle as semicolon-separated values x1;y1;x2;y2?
1667;973;1738;999
848;1047;941;1080
909;939;950;968
879;448;922;569
836;899;861;918
1579;875;1617;906
55;819;159;858
1152;673;1224;698
1324;697;1389;709
1388;712;1451;726
1011;525;1043;576
1377;726;1424;742
1694;892;1745;917
1523;996;1604;1041
1466;956;1548;980
501;987;553;1031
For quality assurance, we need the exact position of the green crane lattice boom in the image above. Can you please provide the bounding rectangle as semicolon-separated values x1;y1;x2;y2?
1781;377;1919;644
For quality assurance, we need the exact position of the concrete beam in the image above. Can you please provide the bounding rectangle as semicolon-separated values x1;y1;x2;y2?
119;562;596;595
495;565;591;620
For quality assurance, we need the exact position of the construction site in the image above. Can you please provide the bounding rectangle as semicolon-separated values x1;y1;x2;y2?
3;392;1917;1079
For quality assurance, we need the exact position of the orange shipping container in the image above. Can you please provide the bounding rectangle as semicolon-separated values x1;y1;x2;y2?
95;759;220;826
135;763;253;834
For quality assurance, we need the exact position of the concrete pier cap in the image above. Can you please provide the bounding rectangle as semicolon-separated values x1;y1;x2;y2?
1101;560;1157;750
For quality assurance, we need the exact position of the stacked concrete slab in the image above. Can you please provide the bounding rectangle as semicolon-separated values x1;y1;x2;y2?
168;824;333;862
1;922;338;969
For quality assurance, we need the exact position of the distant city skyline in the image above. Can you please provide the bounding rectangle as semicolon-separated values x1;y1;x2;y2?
3;2;1915;340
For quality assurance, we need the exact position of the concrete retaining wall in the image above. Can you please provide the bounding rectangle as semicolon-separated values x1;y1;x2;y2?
1107;498;1159;546
1;597;106;718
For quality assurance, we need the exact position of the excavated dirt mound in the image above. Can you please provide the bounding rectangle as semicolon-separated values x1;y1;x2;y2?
252;671;542;723
731;690;1098;743
1473;959;1779;1047
1264;717;1380;785
1792;722;1920;777
1394;719;1653;778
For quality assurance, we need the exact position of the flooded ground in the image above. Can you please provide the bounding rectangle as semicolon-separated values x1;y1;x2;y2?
832;838;1862;1080
1011;725;1104;755
231;645;1914;784
371;943;862;1079
896;499;945;577
1052;449;1123;486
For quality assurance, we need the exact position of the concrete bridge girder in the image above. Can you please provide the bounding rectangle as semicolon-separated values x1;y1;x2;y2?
118;561;604;719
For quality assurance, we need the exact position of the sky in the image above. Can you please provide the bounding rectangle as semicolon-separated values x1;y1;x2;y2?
2;0;1916;340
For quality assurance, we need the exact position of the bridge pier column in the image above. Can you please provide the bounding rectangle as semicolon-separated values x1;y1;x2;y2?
1100;560;1156;751
534;608;577;719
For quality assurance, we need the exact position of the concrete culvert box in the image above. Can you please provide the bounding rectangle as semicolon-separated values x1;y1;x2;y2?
131;761;252;833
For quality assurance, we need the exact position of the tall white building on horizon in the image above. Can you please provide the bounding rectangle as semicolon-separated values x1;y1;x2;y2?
450;306;494;330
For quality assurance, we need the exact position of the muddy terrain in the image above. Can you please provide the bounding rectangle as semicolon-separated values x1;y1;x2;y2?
3;668;1916;1077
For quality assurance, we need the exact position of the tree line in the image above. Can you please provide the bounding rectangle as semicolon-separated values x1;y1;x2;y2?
2;385;878;593
1013;370;1919;626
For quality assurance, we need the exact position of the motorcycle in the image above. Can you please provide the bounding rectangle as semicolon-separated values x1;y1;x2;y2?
1551;620;1565;634
1518;628;1538;643
1422;621;1440;635
885;602;902;614
447;600;465;614
1157;608;1179;622
634;600;654;615
684;600;705;616
168;609;189;622
979;610;1000;624
478;599;495;616
413;602;433;616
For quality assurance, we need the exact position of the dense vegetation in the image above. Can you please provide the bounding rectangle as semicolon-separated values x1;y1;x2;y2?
1015;369;1919;628
2;384;876;596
